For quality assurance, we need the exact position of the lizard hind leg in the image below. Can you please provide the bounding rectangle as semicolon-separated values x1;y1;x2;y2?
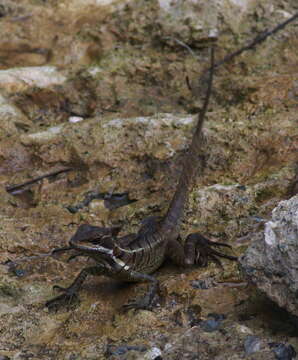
184;233;237;268
122;272;159;311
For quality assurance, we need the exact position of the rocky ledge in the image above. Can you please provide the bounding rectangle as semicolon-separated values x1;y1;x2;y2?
241;195;298;318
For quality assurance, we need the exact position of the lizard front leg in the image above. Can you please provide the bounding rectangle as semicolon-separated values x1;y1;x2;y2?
46;265;105;310
184;233;237;267
166;234;237;268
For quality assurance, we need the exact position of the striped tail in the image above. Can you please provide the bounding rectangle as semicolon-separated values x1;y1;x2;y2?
162;47;215;236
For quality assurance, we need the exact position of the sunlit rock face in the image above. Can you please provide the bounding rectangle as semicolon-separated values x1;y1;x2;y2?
241;195;298;316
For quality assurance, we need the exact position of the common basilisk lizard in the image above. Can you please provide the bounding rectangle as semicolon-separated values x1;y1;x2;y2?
45;47;237;310
6;13;297;310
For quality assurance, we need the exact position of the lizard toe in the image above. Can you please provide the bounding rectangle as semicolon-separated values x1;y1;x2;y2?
46;284;80;311
45;290;79;311
53;284;67;292
122;297;152;311
186;233;237;267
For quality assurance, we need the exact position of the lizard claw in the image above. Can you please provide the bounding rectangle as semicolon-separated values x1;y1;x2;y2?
122;301;138;311
46;286;79;311
122;297;152;311
186;233;237;268
52;284;68;292
122;281;159;311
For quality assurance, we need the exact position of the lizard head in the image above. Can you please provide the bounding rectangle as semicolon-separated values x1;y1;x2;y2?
69;224;121;256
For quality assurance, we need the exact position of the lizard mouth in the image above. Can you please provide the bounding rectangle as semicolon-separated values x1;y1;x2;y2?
69;230;115;257
70;241;114;257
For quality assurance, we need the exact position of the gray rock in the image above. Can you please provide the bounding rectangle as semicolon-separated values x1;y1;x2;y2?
240;195;298;316
244;335;262;356
141;347;162;360
0;66;66;93
158;0;218;44
270;343;297;360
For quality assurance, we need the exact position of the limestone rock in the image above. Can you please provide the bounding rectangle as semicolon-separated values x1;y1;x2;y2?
240;195;298;316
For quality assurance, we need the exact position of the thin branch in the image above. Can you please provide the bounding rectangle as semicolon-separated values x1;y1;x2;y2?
3;246;74;274
194;46;215;137
6;167;73;194
208;12;298;74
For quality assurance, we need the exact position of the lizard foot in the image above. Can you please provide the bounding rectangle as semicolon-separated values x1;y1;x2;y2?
122;281;159;311
122;300;146;311
185;233;237;268
122;295;153;311
45;285;79;311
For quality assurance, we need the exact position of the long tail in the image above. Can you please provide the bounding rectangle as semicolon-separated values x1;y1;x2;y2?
161;47;215;235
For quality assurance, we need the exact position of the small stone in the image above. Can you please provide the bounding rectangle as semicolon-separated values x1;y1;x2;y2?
207;313;226;321
244;335;262;355
235;324;253;335
142;347;162;360
199;313;225;332
270;343;297;360
13;268;26;277
68;116;84;123
107;344;147;356
200;319;220;332
190;278;214;290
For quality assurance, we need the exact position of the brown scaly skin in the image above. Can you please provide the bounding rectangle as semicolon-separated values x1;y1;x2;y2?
46;48;237;311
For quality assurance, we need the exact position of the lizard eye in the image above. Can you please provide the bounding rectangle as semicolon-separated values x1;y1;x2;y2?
86;238;101;244
85;235;114;249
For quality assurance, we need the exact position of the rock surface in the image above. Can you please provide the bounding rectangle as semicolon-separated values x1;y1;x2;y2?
0;0;297;359
240;195;298;317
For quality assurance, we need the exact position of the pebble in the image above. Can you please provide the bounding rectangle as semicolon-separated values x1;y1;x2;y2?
269;343;297;360
200;314;225;332
244;335;262;355
142;347;162;360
